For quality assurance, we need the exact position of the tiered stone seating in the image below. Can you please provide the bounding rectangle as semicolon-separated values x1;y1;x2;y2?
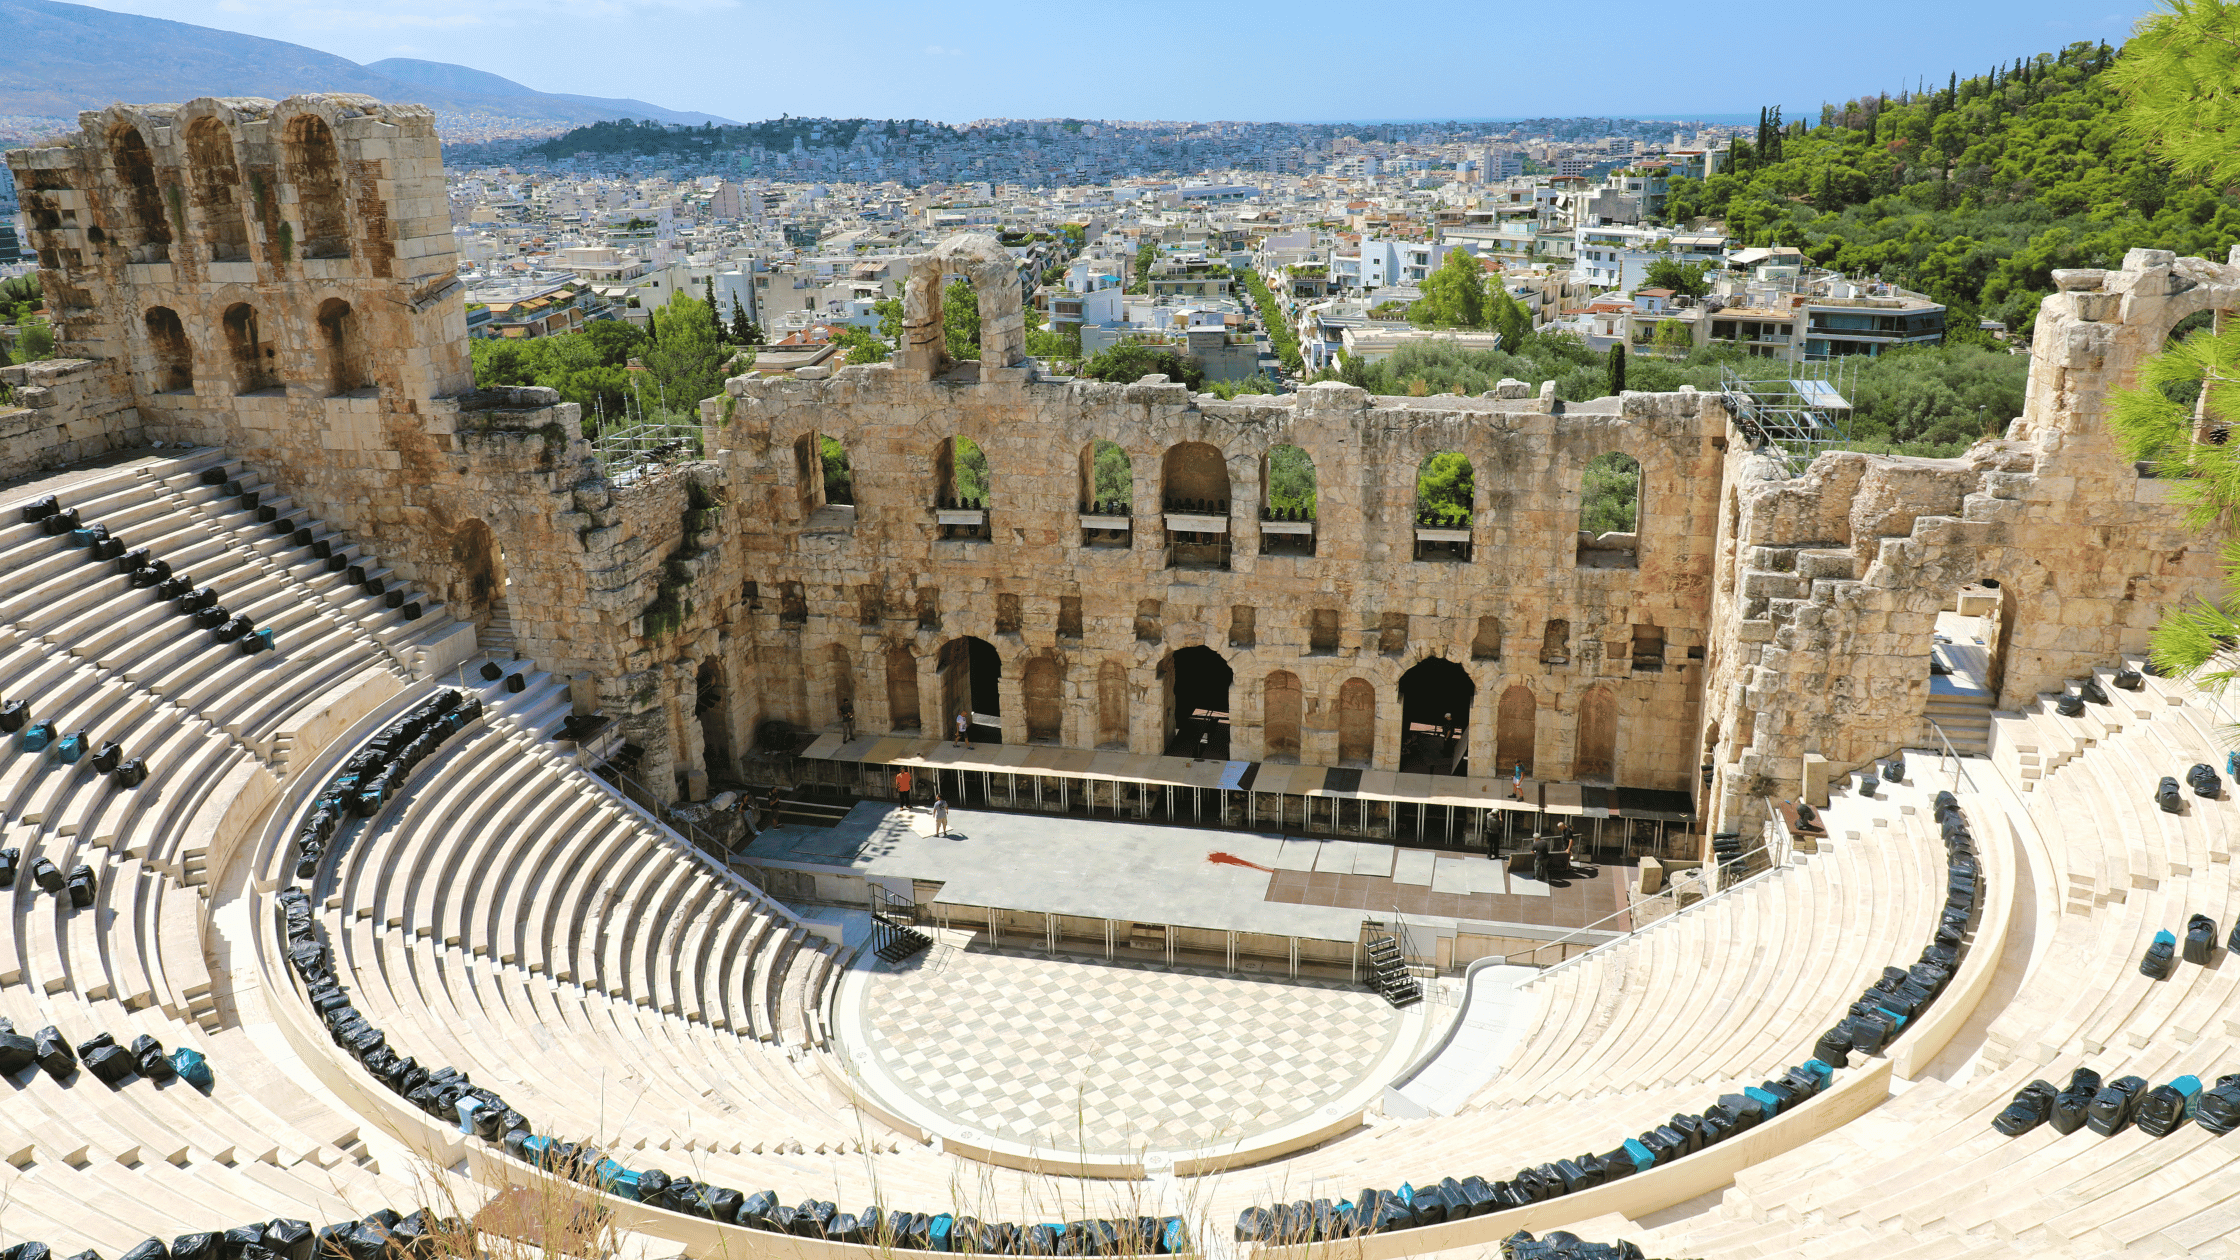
1634;673;2240;1259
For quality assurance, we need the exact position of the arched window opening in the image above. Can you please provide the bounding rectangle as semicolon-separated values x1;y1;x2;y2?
1578;451;1641;568
1263;670;1303;761
1161;441;1231;570
1496;685;1536;779
1540;618;1570;665
1161;645;1232;758
1079;439;1133;548
937;636;1001;744
886;644;921;731
1259;444;1317;557
696;657;735;786
1399;657;1475;776
221;302;277;394
285;115;350;260
109;126;171;263
143;306;192;393
447;519;511;644
185;118;250;262
1576;686;1617;782
1337;678;1376;767
315;298;369;395
1023;655;1063;744
1414;451;1474;561
1096;660;1129;749
1470;615;1503;661
935;435;990;540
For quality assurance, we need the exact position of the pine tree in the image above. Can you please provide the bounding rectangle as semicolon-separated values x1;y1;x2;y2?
1607;343;1626;395
703;276;723;342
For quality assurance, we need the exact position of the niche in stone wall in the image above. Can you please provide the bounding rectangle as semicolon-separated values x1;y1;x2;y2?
1379;612;1410;655
1023;654;1062;744
1058;595;1083;640
1338;677;1376;766
1471;615;1503;661
1229;605;1256;649
1134;599;1163;642
285;114;350;260
1540;618;1571;665
1496;684;1536;778
314;298;369;395
109;124;171;264
446;518;509;635
220;302;277;394
1576;685;1617;782
143;306;192;393
1263;670;1303;760
185;117;251;263
886;644;921;731
1097;660;1129;748
1631;624;1666;672
695;656;735;784
995;593;1022;635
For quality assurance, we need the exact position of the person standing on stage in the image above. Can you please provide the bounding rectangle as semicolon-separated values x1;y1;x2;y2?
1531;830;1553;883
894;766;913;809
954;711;973;749
933;794;950;838
839;699;856;742
1511;762;1525;801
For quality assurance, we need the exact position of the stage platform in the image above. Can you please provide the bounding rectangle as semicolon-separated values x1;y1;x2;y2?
740;803;1633;951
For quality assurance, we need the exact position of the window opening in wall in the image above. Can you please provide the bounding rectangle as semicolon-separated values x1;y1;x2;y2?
1540;618;1571;665
1579;451;1641;568
1161;645;1232;759
886;644;921;731
916;587;940;631
995;593;1022;635
1023;654;1062;743
1080;439;1133;548
1378;612;1410;655
1576;685;1617;782
778;581;807;623
1470;615;1503;661
1399;657;1475;776
820;435;854;504
1134;599;1162;642
1259;444;1317;557
286;114;350;260
1337;677;1376;767
144;306;192;393
221;302;276;394
1229;605;1256;649
1414;451;1474;561
186;118;251;263
1096;659;1129;748
1631;624;1666;672
696;657;736;787
315;298;368;395
937;636;1003;744
109;126;171;263
1496;684;1536;779
798;432;856;530
935;435;990;539
1309;608;1340;653
1263;670;1303;761
856;586;882;626
448;519;512;648
1162;441;1231;570
1058;595;1083;639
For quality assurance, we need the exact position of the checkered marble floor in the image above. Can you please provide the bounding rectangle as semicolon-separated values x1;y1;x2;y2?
858;947;1400;1152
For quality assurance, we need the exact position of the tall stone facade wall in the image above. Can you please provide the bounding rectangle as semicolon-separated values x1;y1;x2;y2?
9;98;2231;837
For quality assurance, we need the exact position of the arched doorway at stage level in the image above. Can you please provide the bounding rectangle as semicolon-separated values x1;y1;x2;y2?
936;636;1002;744
1161;645;1232;758
1398;657;1476;776
695;656;736;787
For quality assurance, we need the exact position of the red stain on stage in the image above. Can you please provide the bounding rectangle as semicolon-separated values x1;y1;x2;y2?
1207;851;1275;873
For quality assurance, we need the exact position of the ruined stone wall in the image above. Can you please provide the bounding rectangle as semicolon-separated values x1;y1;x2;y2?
1700;246;2239;836
0;357;144;481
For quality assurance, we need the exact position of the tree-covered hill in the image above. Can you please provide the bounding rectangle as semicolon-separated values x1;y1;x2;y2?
1667;41;2240;337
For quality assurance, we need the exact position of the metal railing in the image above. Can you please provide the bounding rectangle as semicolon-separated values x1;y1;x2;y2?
1511;834;1787;978
1927;720;1980;794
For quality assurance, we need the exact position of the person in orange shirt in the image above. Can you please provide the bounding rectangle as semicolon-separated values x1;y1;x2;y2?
893;767;913;808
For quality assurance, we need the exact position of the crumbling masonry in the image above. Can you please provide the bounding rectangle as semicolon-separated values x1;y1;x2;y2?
5;96;2233;841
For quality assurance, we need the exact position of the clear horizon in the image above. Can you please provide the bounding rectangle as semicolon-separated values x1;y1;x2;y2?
72;0;2147;126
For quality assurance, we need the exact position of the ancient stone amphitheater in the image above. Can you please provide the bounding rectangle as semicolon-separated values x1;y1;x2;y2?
4;94;2240;1259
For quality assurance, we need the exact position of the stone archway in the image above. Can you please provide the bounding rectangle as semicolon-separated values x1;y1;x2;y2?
895;233;1028;380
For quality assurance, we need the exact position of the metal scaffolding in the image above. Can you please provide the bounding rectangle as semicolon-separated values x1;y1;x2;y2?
1721;358;1858;469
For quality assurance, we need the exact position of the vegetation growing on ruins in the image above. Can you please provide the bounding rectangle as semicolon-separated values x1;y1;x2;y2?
470;319;644;422
1416;452;1474;521
1081;342;1206;390
1662;38;2240;339
2105;0;2240;685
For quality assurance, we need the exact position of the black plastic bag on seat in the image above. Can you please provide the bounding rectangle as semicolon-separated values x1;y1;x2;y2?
83;1042;133;1084
218;1224;265;1259
1992;1079;2057;1135
2136;1078;2201;1137
2088;1075;2148;1136
2186;914;2219;964
2114;664;2145;690
0;1030;34;1074
31;857;62;893
2158;777;2185;814
2080;676;2110;705
2198;1074;2240;1134
2190;763;2224;798
2142;930;2178;979
120;1241;169;1260
32;1025;74;1079
2051;1067;2101;1134
170;1236;216;1260
2056;693;2086;717
260;1221;313;1260
65;864;94;908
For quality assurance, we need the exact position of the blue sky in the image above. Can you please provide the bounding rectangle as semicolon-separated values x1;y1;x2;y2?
91;0;2152;124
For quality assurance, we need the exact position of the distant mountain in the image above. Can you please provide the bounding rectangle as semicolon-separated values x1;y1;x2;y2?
364;58;734;127
0;0;729;126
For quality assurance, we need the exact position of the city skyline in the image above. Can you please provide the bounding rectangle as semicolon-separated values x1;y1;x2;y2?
74;0;2147;127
